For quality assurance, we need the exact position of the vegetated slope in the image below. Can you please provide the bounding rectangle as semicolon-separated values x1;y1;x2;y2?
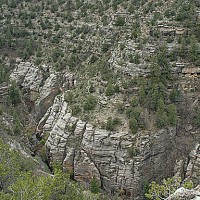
0;0;199;199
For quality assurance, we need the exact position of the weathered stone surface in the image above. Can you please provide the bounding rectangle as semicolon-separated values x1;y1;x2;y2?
9;62;199;199
166;186;200;200
0;82;8;103
9;62;76;121
36;91;180;199
185;144;200;185
10;62;43;92
35;73;59;119
9;60;196;198
10;62;59;119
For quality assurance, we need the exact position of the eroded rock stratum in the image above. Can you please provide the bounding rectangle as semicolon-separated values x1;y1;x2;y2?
10;62;200;199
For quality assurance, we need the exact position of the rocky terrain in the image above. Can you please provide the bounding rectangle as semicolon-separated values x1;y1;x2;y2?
0;0;200;199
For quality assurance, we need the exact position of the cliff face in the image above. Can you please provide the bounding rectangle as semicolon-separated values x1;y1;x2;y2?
42;99;177;198
9;62;200;199
1;0;199;199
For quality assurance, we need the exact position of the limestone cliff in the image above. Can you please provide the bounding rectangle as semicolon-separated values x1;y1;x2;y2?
9;62;200;199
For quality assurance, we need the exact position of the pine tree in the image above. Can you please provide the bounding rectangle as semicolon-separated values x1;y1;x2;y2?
156;98;168;128
166;104;177;126
129;117;138;134
105;81;115;96
90;176;100;194
8;82;21;106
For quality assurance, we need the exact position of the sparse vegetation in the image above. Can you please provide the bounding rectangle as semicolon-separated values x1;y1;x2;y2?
145;176;193;200
83;95;97;111
0;0;199;199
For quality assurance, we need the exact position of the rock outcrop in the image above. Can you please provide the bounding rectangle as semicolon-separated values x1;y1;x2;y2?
166;186;200;200
9;62;75;120
185;144;200;185
36;92;178;198
10;62;59;119
174;142;200;186
9;62;199;199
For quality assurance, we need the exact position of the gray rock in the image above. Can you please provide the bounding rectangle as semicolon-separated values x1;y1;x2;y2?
38;93;178;198
166;186;200;200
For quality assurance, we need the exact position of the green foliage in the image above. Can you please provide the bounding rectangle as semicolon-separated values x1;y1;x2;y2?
102;43;111;53
52;161;63;172
90;55;98;64
155;98;168;128
166;104;177;126
175;2;195;24
8;172;52;200
129;117;138;134
133;53;140;64
0;64;8;84
147;83;163;111
71;104;82;116
155;99;177;128
127;147;140;157
67;54;80;71
18;38;36;59
0;140;107;200
64;91;74;104
183;180;193;189
150;64;161;84
139;80;147;105
131;97;139;107
52;47;64;63
126;107;141;121
83;95;97;111
8;82;21;106
164;9;175;18
105;117;121;131
115;16;125;26
193;108;200;127
169;88;181;103
105;81;115;96
90;176;100;194
89;83;95;93
0;139;36;192
116;102;125;114
12;108;22;134
189;35;200;65
145;176;193;200
0;37;6;48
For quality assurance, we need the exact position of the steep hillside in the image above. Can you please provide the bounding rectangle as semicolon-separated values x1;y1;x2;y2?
0;0;199;199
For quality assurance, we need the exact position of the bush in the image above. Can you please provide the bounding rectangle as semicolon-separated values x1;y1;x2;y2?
116;102;124;114
127;147;140;157
105;82;115;96
89;83;95;93
64;91;74;104
193;108;200;127
129;117;138;134
126;107;141;121
83;95;97;111
145;176;193;200
155;99;168;128
52;48;64;63
90;176;100;194
169;88;181;102
166;104;177;126
106;117;121;131
8;82;21;106
115;16;125;26
71;104;82;116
